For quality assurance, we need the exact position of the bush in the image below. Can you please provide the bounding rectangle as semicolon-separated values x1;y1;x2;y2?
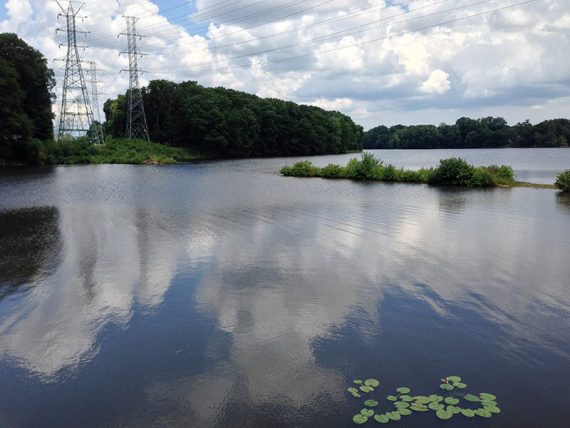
485;165;515;183
470;168;496;187
345;152;382;179
429;158;475;186
555;169;570;192
319;163;346;178
280;160;318;177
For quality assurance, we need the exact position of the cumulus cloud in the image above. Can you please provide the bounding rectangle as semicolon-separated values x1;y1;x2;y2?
1;0;569;129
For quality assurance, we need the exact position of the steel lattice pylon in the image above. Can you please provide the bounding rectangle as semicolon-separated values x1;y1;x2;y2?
88;61;105;144
56;1;99;143
120;16;150;141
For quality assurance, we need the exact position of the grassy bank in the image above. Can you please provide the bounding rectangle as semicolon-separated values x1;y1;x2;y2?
281;154;547;188
31;138;205;165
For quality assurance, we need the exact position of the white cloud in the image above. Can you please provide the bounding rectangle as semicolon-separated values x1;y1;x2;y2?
0;0;569;130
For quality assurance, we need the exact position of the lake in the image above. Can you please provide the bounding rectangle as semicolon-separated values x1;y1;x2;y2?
1;148;569;427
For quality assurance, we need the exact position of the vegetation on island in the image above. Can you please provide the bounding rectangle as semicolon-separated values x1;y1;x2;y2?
281;154;522;188
347;376;500;424
556;170;570;192
363;117;570;149
104;79;363;158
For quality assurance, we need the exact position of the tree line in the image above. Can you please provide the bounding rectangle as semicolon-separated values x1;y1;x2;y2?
363;117;570;149
104;80;363;157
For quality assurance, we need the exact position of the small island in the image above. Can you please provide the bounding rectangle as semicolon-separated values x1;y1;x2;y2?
281;154;567;190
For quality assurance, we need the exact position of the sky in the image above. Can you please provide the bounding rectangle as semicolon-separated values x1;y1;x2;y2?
1;0;569;130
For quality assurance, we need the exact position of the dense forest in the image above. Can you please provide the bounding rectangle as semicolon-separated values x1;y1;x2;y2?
363;117;570;149
104;80;363;157
0;33;55;163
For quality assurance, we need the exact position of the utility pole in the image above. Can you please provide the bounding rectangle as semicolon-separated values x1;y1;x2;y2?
119;16;150;142
55;1;99;143
88;61;105;143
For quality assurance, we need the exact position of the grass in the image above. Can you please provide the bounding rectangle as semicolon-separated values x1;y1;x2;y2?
35;138;205;165
281;153;557;189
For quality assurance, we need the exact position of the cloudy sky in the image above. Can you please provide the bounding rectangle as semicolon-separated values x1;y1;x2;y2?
1;0;569;129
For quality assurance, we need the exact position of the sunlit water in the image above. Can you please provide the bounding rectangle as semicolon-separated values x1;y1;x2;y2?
0;149;569;427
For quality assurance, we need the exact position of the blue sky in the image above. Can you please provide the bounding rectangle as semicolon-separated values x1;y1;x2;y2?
2;0;569;129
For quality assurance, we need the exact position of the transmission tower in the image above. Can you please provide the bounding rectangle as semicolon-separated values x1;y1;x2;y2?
120;16;150;141
55;1;99;143
88;61;105;143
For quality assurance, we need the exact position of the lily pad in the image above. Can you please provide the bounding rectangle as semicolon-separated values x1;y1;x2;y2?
365;379;380;388
400;395;413;402
447;405;461;415
484;405;501;414
429;395;444;402
353;414;368;424
354;380;363;385
461;409;475;417
396;387;410;394
481;400;497;407
475;408;492;418
387;412;401;421
360;386;374;393
436;409;453;420
480;393;497;401
413;396;431;404
440;384;454;391
429;402;444;411
410;404;429;412
398;408;412;416
360;409;374;417
444;397;459;405
364;400;379;407
386;395;397;401
464;394;480;402
446;376;462;383
394;402;409;409
453;382;467;389
374;414;389;424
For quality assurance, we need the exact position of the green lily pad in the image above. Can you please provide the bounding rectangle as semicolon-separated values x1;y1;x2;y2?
400;395;413;402
396;387;410;394
364;400;379;407
429;402;444;411
461;409;476;417
365;379;380;388
413;396;431;404
360;386;374;393
475;408;492;418
479;393;497;401
394;402;409;409
447;405;461;415
464;394;480;402
410;404;429;412
398;408;412;416
386;395;397;401
353;380;363;384
429;395;444;402
374;414;389;424
453;382;467;389
446;376;461;383
440;384;454;391
387;412;401;421
444;397;459;405
353;414;368;424
436;409;453;420
484;405;501;414
481;400;497;407
361;409;374;417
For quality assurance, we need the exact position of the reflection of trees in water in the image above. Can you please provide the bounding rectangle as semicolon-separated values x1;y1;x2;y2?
556;193;570;214
437;188;467;213
0;207;60;300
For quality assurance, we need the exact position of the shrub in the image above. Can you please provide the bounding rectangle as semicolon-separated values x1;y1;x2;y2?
555;169;570;192
485;164;515;183
429;158;475;186
320;163;346;178
345;152;383;179
381;164;398;181
280;160;318;177
470;168;496;187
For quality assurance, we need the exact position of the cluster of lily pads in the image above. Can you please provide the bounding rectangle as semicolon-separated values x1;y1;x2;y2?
348;376;500;424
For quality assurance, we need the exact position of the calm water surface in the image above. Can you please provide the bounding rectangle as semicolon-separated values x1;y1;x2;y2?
0;149;569;427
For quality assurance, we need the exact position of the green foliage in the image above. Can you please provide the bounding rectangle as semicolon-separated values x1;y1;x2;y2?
362;116;570;149
105;79;363;157
345;152;382;179
0;33;55;164
555;169;570;192
348;375;499;425
428;158;497;187
280;161;319;177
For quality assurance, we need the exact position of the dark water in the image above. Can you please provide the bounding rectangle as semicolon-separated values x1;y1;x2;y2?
0;149;569;427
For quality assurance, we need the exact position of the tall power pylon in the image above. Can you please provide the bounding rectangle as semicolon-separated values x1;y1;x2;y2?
55;1;99;143
120;16;150;141
88;61;105;143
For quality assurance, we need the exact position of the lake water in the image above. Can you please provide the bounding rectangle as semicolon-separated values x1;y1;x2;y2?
0;149;569;427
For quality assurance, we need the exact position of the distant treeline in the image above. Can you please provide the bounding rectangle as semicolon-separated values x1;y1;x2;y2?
363;117;570;149
104;80;363;157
